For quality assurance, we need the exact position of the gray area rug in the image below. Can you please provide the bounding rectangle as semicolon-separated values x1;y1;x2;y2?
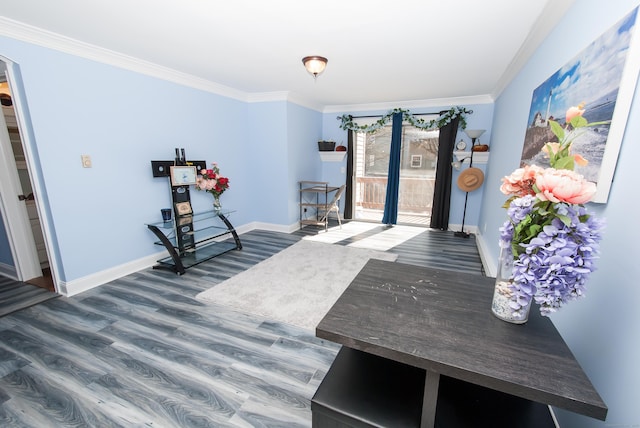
196;240;398;331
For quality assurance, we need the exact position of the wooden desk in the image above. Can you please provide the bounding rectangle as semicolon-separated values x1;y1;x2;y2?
314;259;607;427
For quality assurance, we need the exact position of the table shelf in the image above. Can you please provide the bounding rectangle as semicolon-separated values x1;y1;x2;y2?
146;209;242;275
313;347;555;428
154;241;238;271
314;259;607;427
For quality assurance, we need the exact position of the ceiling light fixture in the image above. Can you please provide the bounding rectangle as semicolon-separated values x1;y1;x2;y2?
302;56;328;80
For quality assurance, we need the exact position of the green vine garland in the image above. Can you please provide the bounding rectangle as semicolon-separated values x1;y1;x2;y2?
337;106;473;133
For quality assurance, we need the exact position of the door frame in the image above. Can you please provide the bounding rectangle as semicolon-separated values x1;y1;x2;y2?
0;57;57;288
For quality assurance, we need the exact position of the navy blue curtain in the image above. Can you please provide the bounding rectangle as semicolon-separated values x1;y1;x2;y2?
429;116;460;230
382;112;403;225
344;131;354;219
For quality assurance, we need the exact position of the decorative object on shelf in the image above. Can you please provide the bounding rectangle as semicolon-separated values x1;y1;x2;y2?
335;142;347;152
318;140;336;151
494;105;606;323
195;162;230;211
302;56;328;80
454;129;486;238
472;144;489;152
161;208;172;222
337;106;473;133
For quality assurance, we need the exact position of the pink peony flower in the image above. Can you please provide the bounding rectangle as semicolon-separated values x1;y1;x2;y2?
534;168;596;204
500;165;544;197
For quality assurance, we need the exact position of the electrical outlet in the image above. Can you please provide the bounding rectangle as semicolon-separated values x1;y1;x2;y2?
81;154;92;168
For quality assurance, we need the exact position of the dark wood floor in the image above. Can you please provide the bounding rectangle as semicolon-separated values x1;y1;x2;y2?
0;222;483;427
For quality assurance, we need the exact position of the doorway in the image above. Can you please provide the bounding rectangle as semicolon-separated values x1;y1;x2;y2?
352;125;439;226
0;60;54;291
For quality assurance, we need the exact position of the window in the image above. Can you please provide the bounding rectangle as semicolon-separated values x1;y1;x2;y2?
354;125;439;223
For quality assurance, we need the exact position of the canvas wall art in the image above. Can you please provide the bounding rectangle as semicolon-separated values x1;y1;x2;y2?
520;7;640;203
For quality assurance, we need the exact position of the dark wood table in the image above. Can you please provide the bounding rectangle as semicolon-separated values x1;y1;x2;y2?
314;259;607;427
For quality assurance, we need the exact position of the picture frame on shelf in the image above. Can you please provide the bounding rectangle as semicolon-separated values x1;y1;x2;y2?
174;201;193;216
170;165;197;186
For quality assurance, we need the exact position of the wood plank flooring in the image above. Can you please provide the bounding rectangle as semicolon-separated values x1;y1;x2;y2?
0;223;484;427
0;276;59;318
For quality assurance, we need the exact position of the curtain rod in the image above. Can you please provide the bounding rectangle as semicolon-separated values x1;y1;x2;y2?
348;111;446;119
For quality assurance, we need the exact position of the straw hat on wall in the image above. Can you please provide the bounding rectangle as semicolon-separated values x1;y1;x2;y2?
457;167;484;192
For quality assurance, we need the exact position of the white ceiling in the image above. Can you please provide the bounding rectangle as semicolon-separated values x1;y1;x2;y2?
0;0;574;110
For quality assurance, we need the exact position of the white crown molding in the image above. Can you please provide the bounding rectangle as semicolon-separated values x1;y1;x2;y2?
0;16;250;102
491;0;575;99
0;18;331;110
286;92;325;112
323;94;494;114
0;16;502;114
0;17;328;110
246;91;290;103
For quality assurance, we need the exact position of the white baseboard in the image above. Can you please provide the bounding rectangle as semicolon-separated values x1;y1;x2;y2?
475;232;497;277
448;223;479;235
58;252;166;297
59;221;294;297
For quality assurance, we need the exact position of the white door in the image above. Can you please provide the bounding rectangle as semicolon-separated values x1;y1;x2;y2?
0;62;47;282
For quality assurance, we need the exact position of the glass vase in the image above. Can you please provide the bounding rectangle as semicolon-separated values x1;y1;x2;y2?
491;247;531;324
213;195;222;212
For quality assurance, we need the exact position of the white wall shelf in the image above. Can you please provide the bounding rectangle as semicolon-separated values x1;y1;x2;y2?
319;152;347;162
454;151;489;164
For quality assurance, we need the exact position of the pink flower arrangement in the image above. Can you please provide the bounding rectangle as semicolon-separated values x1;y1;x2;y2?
501;165;596;205
195;162;230;198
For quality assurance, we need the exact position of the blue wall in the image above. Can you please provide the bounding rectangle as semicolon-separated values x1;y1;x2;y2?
0;35;323;284
479;1;640;426
0;37;497;287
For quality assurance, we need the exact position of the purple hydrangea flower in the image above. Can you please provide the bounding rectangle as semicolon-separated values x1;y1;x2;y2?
500;198;605;316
